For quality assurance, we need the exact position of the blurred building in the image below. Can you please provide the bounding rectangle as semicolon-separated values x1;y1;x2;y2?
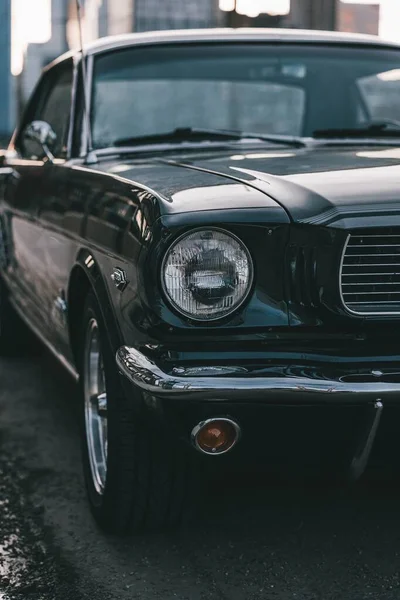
67;0;221;46
107;0;134;35
135;0;221;31
21;0;68;105
18;0;339;108
0;0;12;142
288;0;337;30
338;3;380;36
11;0;384;123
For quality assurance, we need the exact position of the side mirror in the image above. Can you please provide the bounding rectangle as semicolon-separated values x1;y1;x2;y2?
22;120;57;162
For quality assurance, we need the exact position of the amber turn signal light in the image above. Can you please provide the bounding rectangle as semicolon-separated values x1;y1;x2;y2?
191;418;241;455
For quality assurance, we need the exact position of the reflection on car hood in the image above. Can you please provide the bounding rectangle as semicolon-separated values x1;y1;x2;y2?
171;145;400;226
99;145;400;225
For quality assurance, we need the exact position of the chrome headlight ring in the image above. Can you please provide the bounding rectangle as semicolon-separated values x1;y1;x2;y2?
161;227;254;322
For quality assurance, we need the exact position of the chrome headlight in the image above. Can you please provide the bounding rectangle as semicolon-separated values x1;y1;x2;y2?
162;228;253;321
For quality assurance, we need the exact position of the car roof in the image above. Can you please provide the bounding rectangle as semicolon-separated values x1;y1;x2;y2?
51;27;400;67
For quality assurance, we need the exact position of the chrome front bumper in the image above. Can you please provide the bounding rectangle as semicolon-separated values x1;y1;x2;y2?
116;346;398;477
116;346;400;404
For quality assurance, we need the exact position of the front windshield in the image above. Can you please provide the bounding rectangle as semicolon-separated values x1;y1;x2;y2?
91;43;400;149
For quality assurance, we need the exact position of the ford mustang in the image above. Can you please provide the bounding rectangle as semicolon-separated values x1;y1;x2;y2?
2;28;400;533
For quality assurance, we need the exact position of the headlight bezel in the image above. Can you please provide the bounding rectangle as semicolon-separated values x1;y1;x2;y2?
160;226;254;323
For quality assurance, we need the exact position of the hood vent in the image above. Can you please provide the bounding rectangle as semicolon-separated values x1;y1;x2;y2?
289;245;318;307
340;228;400;315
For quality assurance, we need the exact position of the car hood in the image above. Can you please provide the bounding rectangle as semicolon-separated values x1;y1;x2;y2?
170;145;400;226
99;144;400;226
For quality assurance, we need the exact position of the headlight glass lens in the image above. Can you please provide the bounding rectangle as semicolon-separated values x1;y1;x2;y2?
162;228;253;321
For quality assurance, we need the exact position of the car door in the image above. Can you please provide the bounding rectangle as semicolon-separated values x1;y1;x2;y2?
3;60;74;341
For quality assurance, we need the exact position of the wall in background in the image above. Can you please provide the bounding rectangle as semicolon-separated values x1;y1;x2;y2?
338;3;380;35
289;0;337;29
134;0;221;31
21;0;68;104
0;0;12;142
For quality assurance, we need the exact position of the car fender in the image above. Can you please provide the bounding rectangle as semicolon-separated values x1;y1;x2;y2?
68;248;123;358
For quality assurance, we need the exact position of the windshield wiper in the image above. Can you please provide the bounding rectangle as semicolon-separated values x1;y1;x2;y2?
313;121;400;139
113;127;306;148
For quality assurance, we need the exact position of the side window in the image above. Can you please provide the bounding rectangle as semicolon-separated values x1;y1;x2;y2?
19;61;73;159
39;64;74;157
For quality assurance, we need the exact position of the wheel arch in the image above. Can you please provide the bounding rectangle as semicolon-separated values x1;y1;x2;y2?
67;249;123;367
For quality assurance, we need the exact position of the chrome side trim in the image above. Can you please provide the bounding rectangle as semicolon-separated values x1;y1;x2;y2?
116;345;400;402
339;232;400;316
191;418;241;455
11;300;79;381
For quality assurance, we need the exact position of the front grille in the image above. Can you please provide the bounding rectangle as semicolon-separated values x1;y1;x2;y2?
340;228;400;315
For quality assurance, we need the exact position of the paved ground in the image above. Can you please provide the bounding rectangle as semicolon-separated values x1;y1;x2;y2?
1;350;400;600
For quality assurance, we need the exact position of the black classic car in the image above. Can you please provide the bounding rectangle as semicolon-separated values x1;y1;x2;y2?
3;27;400;532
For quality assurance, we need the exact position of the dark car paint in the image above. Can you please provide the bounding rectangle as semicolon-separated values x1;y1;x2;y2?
3;143;400;362
163;146;400;226
2;33;400;468
87;146;400;331
91;145;400;227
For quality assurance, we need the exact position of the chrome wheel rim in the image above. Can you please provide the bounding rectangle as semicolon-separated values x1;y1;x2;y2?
84;318;108;495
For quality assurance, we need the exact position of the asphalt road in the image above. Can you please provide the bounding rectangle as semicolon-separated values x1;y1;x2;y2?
1;349;400;600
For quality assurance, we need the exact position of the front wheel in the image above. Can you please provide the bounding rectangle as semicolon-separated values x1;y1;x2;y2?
79;292;193;534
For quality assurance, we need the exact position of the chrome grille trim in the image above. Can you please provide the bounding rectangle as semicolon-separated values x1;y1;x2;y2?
340;230;400;316
344;283;400;287
345;291;400;295
345;253;400;257
342;272;400;276
351;300;400;305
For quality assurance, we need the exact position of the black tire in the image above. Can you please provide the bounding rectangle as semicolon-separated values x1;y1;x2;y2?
79;292;194;534
0;277;38;356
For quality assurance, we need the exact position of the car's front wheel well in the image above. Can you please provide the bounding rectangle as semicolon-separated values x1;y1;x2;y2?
67;265;91;367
